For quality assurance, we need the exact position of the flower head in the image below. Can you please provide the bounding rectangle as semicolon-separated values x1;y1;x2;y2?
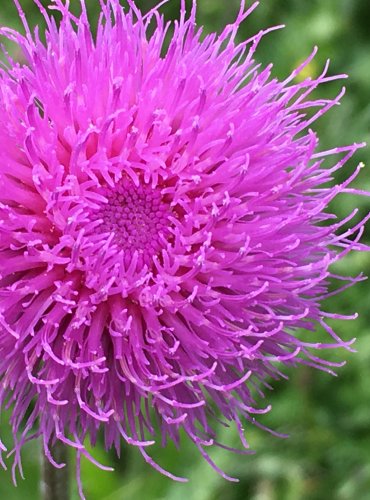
0;0;368;493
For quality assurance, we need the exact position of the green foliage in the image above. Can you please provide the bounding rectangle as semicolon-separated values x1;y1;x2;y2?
0;1;369;499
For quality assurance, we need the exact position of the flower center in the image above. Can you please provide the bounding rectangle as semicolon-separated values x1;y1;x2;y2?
93;179;171;267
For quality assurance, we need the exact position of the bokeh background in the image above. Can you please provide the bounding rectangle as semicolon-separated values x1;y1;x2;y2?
0;1;369;499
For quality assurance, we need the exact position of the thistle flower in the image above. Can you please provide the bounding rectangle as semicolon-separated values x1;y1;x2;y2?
0;0;368;495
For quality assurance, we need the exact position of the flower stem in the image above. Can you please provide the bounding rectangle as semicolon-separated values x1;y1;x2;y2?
41;441;70;500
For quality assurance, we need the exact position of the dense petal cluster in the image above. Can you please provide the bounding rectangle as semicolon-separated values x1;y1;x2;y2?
0;0;368;492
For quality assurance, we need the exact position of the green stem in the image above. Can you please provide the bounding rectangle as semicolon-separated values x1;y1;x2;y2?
41;441;70;500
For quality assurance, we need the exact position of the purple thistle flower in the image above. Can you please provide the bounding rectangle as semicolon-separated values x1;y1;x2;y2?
0;0;368;494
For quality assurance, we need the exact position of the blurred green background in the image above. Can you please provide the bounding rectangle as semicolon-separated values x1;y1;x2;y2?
0;1;370;499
